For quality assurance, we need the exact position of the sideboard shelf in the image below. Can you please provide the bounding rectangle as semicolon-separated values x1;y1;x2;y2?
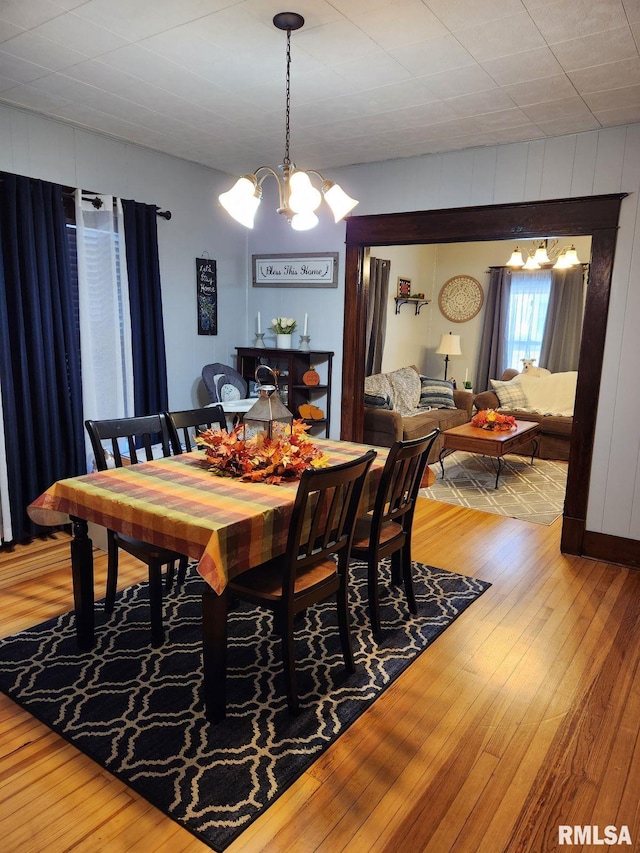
236;347;333;437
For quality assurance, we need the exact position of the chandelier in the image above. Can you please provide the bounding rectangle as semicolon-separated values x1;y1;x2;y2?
506;238;581;270
218;12;358;231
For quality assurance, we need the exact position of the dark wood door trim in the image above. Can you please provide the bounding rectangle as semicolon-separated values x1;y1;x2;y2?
341;194;626;558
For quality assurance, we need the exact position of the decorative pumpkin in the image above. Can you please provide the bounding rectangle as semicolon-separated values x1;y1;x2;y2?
302;367;320;386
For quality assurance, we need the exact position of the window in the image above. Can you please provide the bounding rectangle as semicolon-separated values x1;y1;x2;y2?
505;270;551;370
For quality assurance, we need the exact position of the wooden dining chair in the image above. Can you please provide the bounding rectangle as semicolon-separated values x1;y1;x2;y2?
350;429;440;639
165;404;227;454
227;449;377;714
85;413;186;646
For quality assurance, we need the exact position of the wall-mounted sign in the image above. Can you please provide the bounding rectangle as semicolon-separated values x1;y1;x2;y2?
252;252;338;288
196;257;217;334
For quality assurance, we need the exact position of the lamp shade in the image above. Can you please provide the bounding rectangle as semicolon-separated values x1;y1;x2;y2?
435;333;462;356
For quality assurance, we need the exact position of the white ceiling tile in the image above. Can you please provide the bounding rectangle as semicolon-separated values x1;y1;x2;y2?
424;0;525;30
294;19;380;65
569;57;640;92
0;0;63;29
502;74;578;105
0;82;72;111
345;0;448;49
453;12;547;62
390;34;476;77
331;52;412;89
0;20;22;42
470;107;534;131
446;88;518;117
623;0;640;23
550;27;639;71
583;84;640;111
0;49;50;83
528;0;629;43
0;31;88;70
31;12;129;56
535;114;602;135
594;103;640;124
482;46;564;85
521;95;594;122
419;65;498;100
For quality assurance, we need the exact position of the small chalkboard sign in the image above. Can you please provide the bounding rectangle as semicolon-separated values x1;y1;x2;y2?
196;257;217;335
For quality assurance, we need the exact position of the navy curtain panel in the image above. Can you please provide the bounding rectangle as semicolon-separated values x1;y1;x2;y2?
121;200;168;416
0;173;85;542
475;267;511;392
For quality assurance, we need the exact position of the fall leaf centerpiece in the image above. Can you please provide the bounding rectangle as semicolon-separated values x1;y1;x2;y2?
471;409;517;432
196;420;329;484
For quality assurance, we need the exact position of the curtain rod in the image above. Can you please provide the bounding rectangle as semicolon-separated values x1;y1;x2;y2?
61;188;171;219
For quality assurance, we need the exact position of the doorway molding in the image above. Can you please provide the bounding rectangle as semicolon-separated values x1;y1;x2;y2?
341;194;626;556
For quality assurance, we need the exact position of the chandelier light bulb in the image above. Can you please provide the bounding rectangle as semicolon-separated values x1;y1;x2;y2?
533;242;550;265
323;181;359;223
291;211;319;230
563;245;580;266
218;176;260;228
506;247;525;268
523;254;540;270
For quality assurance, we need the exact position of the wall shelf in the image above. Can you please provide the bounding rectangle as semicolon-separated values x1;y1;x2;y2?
394;297;430;315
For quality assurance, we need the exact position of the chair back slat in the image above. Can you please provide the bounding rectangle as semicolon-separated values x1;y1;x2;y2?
285;450;376;594
85;414;173;471
373;430;440;533
165;406;227;454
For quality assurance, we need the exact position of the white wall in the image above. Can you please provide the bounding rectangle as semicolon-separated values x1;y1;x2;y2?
250;124;640;542
0;103;248;412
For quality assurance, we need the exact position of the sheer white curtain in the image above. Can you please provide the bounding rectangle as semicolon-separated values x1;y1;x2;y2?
75;192;134;470
0;379;12;543
505;270;551;370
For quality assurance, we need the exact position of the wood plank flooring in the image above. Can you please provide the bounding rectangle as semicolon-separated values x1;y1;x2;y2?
0;500;639;852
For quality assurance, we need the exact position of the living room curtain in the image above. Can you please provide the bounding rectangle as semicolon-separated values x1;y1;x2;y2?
365;256;390;377
539;266;585;373
475;267;511;392
0;174;85;542
121;199;169;416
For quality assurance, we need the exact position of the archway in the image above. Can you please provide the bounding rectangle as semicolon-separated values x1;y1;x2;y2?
340;194;626;557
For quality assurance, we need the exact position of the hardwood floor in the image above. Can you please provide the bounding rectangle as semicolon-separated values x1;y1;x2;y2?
1;502;639;852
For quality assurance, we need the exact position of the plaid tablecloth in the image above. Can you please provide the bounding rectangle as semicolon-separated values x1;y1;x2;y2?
28;439;386;594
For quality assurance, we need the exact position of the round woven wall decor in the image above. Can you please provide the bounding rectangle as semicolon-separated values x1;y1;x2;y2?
438;275;484;323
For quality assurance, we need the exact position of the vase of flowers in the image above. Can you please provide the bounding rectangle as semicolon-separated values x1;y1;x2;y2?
269;316;297;348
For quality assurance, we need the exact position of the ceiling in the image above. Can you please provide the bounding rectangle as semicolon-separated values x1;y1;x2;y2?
1;0;639;178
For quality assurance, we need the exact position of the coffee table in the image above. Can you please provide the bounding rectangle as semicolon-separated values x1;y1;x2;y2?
438;419;540;489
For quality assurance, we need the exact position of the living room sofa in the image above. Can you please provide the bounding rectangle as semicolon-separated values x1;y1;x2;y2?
363;365;474;462
473;369;573;462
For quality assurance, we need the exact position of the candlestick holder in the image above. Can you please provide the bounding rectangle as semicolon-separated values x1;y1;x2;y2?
254;332;266;348
298;334;310;352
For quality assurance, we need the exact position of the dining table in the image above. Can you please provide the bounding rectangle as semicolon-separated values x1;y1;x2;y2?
27;437;387;722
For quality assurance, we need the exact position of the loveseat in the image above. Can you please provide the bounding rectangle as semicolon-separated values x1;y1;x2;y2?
473;369;574;462
363;365;474;462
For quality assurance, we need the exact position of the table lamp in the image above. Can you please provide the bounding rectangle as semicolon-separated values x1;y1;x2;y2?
435;332;461;380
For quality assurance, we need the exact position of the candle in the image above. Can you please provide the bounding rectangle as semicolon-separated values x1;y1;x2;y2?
464;368;468;383
257;312;261;334
303;313;308;336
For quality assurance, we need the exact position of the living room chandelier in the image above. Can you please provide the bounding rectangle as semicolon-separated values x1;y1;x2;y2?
218;12;358;231
506;238;581;270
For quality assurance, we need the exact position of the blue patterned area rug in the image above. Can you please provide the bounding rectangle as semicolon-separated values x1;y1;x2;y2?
0;560;489;851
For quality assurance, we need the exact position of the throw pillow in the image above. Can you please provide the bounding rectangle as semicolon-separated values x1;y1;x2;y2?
364;393;392;409
418;376;456;409
220;382;241;402
490;377;528;409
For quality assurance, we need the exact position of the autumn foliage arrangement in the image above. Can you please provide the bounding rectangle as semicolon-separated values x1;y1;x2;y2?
471;409;517;432
196;420;329;484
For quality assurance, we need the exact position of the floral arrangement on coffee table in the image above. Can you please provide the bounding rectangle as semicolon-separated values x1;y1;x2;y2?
471;409;517;432
196;420;328;484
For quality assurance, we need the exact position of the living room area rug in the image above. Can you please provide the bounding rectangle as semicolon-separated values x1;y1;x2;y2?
421;451;568;525
0;559;489;852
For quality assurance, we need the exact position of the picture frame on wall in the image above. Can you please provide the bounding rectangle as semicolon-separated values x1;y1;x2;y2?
252;252;338;288
196;257;217;335
397;276;411;297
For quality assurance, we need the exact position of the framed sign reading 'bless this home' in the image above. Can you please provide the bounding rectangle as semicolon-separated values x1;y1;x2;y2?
252;252;338;288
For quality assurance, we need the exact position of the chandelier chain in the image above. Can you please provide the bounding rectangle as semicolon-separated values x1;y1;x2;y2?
284;27;291;166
